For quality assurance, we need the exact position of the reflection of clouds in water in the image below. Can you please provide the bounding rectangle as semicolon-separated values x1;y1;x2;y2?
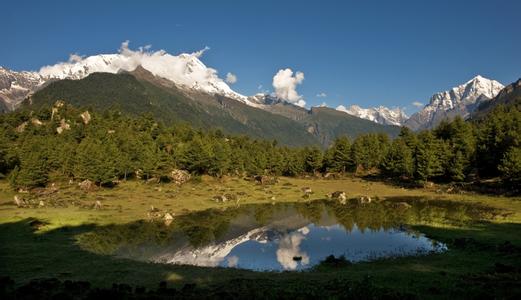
298;226;310;235
276;232;309;270
227;255;239;267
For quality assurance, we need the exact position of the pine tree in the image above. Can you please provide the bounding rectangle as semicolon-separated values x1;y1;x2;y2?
327;137;352;172
498;147;521;183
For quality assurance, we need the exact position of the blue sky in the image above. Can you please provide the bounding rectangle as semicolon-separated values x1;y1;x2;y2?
3;0;521;112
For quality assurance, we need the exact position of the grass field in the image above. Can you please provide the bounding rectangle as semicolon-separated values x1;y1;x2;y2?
1;176;520;298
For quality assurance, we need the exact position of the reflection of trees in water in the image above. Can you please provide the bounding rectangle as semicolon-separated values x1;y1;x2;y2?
78;198;500;255
294;201;325;225
176;209;239;247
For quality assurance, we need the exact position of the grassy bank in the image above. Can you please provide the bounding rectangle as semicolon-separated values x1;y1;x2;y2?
1;176;520;298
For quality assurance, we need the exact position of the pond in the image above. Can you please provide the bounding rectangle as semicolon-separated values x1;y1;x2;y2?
77;198;498;271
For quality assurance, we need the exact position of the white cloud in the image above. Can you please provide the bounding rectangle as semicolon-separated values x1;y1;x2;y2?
272;68;306;107
68;53;83;63
225;72;237;84
276;232;309;270
316;92;327;98
412;101;423;108
318;102;328;107
336;105;348;113
227;255;239;268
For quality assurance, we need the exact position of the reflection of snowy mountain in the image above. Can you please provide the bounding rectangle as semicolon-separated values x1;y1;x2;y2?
153;226;271;267
152;225;311;270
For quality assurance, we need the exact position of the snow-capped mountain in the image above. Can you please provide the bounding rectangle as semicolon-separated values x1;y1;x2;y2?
0;67;45;111
336;104;408;126
405;75;504;130
0;42;260;110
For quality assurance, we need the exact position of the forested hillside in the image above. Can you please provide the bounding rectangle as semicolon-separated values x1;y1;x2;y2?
22;71;400;147
1;100;519;190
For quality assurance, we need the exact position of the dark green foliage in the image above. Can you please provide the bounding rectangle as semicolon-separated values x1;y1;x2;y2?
381;139;413;178
1;97;520;189
325;136;352;172
499;147;521;183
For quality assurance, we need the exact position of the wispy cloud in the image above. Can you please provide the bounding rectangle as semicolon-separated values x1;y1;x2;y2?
412;101;423;108
316;92;327;98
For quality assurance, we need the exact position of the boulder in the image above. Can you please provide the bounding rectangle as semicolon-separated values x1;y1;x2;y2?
253;175;277;185
224;193;237;201
79;180;95;192
38;201;45;207
213;195;228;203
146;177;160;184
328;191;347;204
301;187;313;195
80;111;91;124
170;169;191;185
163;212;174;221
56;119;71;134
358;196;372;204
94;200;102;210
324;172;340;179
14;195;25;207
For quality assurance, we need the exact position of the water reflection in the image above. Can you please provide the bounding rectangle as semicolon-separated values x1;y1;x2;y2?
77;199;499;271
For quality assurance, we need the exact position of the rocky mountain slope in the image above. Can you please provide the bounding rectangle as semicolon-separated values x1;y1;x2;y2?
471;78;521;120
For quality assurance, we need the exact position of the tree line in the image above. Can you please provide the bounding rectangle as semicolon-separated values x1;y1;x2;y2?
0;101;519;189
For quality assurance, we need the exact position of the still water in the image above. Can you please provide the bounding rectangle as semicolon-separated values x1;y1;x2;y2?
77;199;477;271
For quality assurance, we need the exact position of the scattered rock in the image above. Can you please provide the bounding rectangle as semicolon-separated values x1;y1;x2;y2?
14;195;25;207
16;121;28;133
301;187;313;195
78;180;96;192
324;172;340;179
31;118;43;126
328;191;347;204
213;195;228;203
253;175;278;185
56;119;71;134
170;169;191;185
146;177;160;184
80;111;91;124
94;200;102;210
358;196;372;204
224;193;237;201
38;201;45;207
163;213;174;221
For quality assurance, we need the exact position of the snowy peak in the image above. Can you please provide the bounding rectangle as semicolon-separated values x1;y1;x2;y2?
0;67;45;111
405;75;504;130
427;75;504;110
37;42;251;105
336;104;408;126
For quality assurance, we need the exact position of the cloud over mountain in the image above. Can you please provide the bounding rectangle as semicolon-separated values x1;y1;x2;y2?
272;68;306;107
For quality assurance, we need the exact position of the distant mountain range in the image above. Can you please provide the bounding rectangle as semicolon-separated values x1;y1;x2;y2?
0;45;514;145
